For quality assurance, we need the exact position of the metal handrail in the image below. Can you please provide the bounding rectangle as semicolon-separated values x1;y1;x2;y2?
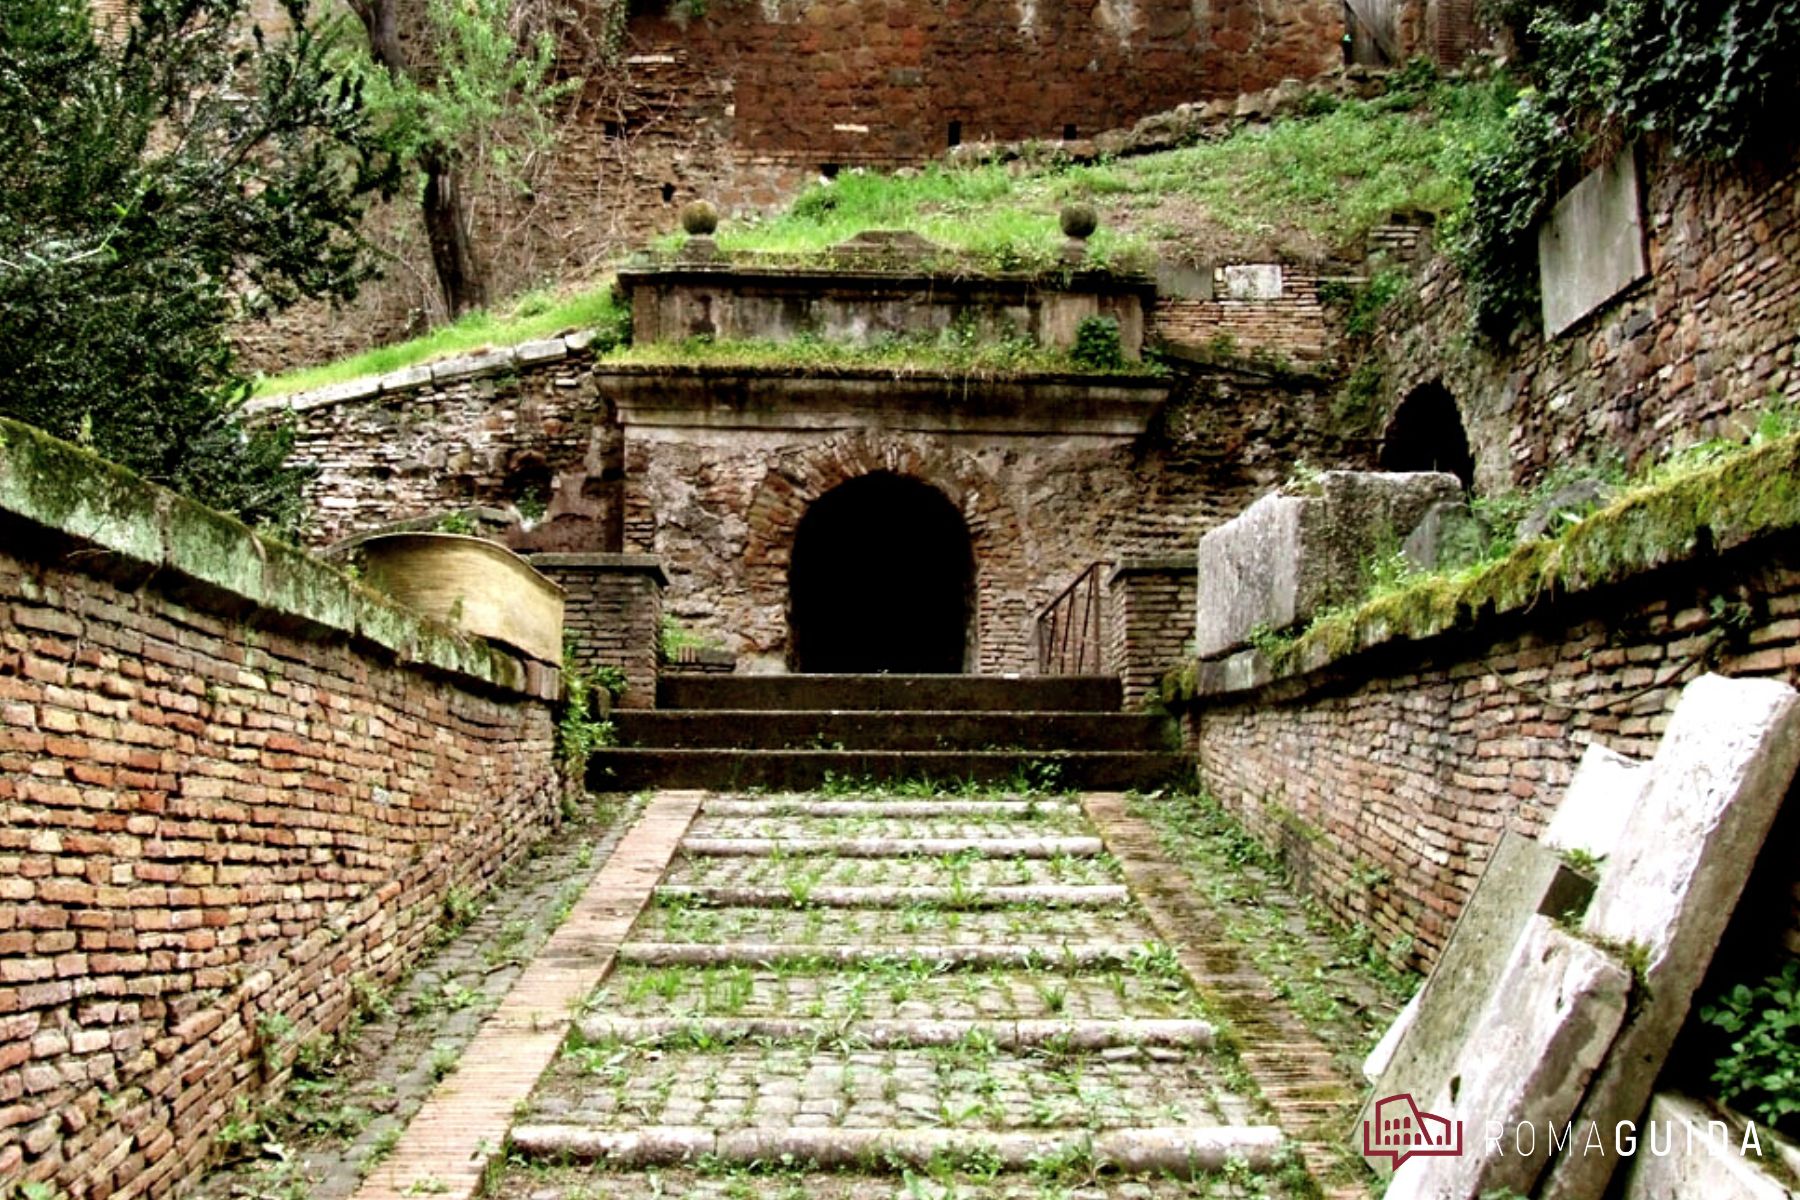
1035;561;1113;675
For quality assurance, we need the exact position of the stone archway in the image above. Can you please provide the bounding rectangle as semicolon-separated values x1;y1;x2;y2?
788;472;975;673
1380;381;1476;489
741;433;1030;673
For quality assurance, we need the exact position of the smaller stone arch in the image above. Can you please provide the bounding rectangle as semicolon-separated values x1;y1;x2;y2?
1380;381;1475;489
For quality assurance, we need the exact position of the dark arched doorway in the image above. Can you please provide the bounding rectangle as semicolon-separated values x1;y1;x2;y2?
789;473;975;673
1380;382;1476;489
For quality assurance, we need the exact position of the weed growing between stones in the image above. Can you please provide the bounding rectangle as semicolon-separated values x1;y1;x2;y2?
1127;787;1417;1073
188;800;640;1200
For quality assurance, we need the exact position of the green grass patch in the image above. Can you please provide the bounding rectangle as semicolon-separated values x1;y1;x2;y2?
252;281;628;398
668;77;1513;269
606;331;1161;378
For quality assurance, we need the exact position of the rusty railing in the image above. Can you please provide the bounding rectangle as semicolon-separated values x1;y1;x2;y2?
1035;561;1112;675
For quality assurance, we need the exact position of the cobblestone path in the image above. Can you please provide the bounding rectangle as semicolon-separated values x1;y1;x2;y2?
487;792;1337;1199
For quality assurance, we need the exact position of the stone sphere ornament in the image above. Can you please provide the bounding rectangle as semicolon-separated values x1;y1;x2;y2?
1060;203;1099;240
681;200;720;236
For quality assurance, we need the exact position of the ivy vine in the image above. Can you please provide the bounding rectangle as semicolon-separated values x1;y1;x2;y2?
1455;0;1800;337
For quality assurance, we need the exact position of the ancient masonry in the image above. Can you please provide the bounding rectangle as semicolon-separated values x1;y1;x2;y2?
240;0;1484;367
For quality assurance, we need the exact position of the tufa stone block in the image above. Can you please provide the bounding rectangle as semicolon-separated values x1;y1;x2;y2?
1193;470;1462;658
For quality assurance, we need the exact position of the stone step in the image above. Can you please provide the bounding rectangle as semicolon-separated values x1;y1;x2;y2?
507;1124;1286;1177
683;814;1091;842
574;1016;1218;1050
616;709;1173;750
655;673;1125;713
663;853;1122;891
679;835;1105;858
590;963;1205;1023
654;884;1129;908
698;797;1083;817
615;942;1158;969
631;902;1155;948
589;748;1185;792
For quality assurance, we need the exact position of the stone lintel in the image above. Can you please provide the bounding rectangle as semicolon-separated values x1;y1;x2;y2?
1108;556;1196;585
604;367;1170;437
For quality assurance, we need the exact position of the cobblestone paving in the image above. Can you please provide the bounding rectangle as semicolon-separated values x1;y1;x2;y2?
496;792;1317;1199
664;853;1123;890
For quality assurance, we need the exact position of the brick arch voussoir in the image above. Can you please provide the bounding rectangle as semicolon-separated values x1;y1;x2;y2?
742;433;1027;659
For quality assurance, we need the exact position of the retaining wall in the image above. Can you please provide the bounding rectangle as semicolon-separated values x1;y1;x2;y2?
0;419;560;1197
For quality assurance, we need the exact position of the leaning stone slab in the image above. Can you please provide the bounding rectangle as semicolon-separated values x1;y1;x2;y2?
1193;470;1461;658
1542;741;1649;862
1359;830;1595;1172
1382;916;1633;1200
1540;673;1800;1200
1618;1092;1797;1200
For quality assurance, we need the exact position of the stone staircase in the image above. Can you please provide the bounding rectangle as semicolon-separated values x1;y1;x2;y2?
499;790;1297;1196
590;674;1186;792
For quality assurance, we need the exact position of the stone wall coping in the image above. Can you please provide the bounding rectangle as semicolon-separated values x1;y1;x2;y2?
1108;556;1196;583
616;263;1158;297
1165;433;1800;709
0;416;556;701
243;330;596;418
530;553;669;586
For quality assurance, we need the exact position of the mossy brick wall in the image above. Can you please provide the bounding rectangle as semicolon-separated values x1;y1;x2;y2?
0;420;559;1198
1182;534;1800;974
1380;141;1800;494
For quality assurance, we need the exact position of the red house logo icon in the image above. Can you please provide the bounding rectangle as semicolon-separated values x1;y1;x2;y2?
1363;1093;1464;1167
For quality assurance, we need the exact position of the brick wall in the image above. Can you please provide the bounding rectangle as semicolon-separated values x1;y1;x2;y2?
533;554;665;709
1377;140;1800;494
254;337;622;553
623;366;1370;674
1108;559;1197;709
0;420;559;1198
1181;533;1800;974
1151;271;1334;366
236;0;1350;372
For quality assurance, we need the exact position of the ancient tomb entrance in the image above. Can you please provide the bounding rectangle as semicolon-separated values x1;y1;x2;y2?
789;472;975;673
